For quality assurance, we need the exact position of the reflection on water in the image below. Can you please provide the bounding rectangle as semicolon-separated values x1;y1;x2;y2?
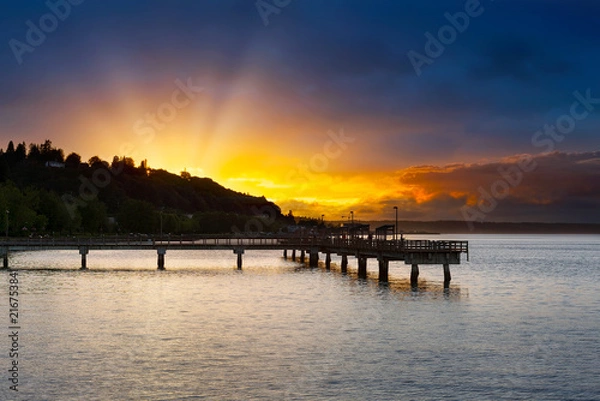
1;236;599;400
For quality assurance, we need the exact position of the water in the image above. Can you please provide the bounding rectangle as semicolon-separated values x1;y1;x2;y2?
1;235;599;400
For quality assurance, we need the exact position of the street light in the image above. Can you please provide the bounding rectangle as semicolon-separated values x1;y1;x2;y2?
393;206;398;242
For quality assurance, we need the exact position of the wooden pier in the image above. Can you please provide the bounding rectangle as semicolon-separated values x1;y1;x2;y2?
0;235;468;287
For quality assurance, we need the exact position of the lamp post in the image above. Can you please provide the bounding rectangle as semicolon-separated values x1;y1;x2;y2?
321;214;324;224
350;211;354;240
393;206;398;242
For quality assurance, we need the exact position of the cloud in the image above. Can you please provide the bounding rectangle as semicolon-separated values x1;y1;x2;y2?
391;151;600;223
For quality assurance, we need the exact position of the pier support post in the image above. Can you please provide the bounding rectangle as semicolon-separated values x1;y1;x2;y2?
358;257;368;279
1;247;8;270
292;249;296;261
378;257;389;283
325;253;331;270
300;249;305;263
309;248;319;267
234;248;244;270
341;254;348;274
157;247;166;270
443;263;451;288
410;264;419;287
79;247;89;270
283;249;287;259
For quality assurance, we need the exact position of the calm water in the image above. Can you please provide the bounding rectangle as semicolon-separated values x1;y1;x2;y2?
1;235;599;400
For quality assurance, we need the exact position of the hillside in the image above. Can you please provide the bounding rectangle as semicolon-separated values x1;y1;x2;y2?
0;140;294;235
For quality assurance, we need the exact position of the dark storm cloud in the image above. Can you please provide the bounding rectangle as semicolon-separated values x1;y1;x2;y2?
394;151;600;223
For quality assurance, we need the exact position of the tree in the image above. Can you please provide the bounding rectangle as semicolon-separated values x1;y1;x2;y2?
39;140;64;163
0;182;44;235
138;159;149;175
117;199;155;233
80;199;107;233
28;143;41;162
88;156;108;169
38;190;78;233
0;151;7;182
65;152;82;168
15;142;26;163
5;141;16;166
180;170;191;181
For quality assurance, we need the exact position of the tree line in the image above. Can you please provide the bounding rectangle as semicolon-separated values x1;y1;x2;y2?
0;140;297;236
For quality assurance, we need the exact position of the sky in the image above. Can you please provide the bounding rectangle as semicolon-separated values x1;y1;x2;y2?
1;0;599;224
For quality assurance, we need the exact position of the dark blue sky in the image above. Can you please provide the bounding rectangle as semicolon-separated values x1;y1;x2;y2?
1;0;599;222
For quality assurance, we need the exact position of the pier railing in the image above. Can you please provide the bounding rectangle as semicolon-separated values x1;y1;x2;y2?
0;235;468;256
286;237;468;253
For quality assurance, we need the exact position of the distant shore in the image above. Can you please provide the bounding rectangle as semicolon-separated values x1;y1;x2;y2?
340;220;600;235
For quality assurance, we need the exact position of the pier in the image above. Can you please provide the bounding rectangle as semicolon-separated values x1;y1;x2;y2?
0;235;468;287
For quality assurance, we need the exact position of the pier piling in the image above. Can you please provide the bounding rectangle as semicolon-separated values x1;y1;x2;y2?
341;254;348;274
157;247;166;270
443;263;451;288
358;257;368;279
378;257;389;283
410;264;419;287
234;248;244;270
1;248;8;269
79;247;89;270
309;248;319;267
325;253;331;270
300;249;305;263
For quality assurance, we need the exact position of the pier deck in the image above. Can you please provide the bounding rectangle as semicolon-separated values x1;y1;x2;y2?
0;235;468;287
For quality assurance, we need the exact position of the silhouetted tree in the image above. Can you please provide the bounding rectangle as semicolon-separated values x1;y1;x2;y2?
5;141;16;166
65;152;82;168
39;140;64;163
0;151;7;181
89;156;108;169
80;199;107;233
28;143;41;163
15;142;26;163
118;199;155;233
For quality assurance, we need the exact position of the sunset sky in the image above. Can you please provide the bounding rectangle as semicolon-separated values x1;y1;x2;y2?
1;0;599;223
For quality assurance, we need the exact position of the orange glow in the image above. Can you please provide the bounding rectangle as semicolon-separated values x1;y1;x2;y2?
14;65;585;223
